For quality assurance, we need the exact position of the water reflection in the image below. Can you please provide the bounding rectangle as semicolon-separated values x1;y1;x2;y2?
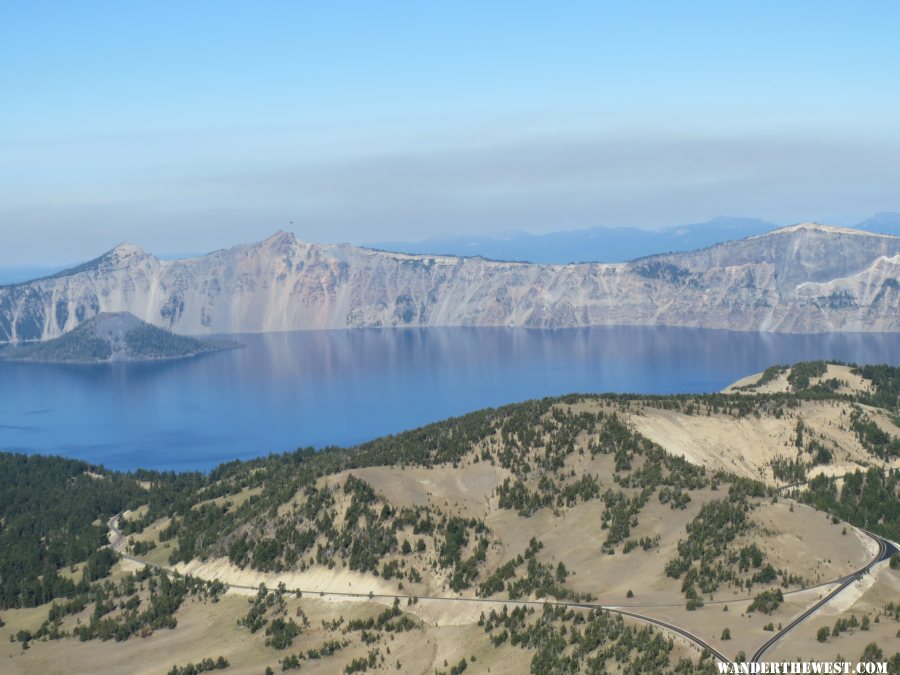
1;326;898;471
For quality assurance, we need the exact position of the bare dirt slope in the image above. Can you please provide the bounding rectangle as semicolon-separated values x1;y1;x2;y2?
627;399;900;484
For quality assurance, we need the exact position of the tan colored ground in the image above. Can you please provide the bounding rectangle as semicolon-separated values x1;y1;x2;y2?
722;364;873;396
110;514;174;567
770;560;900;663
105;453;883;664
739;500;875;587
174;555;414;599
164;495;878;611
192;486;263;512
0;587;529;674
121;505;149;522
634;582;848;661
626;399;900;484
327;462;511;521
58;561;85;583
1;568;682;674
92;391;893;666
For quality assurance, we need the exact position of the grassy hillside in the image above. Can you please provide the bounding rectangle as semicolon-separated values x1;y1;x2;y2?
2;362;899;673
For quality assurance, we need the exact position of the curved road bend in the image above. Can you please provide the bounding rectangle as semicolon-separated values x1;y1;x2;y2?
108;514;897;666
751;531;897;663
108;515;730;662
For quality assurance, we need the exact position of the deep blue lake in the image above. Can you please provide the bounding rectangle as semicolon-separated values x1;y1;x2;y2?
2;326;899;472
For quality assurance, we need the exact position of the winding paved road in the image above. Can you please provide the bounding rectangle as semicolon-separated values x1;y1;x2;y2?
108;506;898;666
747;472;899;661
750;529;897;663
108;515;730;662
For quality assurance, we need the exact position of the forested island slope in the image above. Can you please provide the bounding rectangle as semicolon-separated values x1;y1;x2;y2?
0;312;235;362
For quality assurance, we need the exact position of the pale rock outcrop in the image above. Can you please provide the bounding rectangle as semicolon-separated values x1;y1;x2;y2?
2;223;899;342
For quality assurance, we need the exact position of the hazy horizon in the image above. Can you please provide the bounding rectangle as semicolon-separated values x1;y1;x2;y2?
4;212;900;275
4;2;900;266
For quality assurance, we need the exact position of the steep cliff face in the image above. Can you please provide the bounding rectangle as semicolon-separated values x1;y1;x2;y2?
2;224;899;342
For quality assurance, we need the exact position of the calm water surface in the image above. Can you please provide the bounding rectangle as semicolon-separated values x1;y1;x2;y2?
1;327;899;471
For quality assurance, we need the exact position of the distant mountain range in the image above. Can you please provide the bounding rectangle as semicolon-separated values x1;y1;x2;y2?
2;222;900;341
368;213;900;264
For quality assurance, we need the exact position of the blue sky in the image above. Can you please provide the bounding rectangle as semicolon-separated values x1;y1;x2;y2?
2;1;900;265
